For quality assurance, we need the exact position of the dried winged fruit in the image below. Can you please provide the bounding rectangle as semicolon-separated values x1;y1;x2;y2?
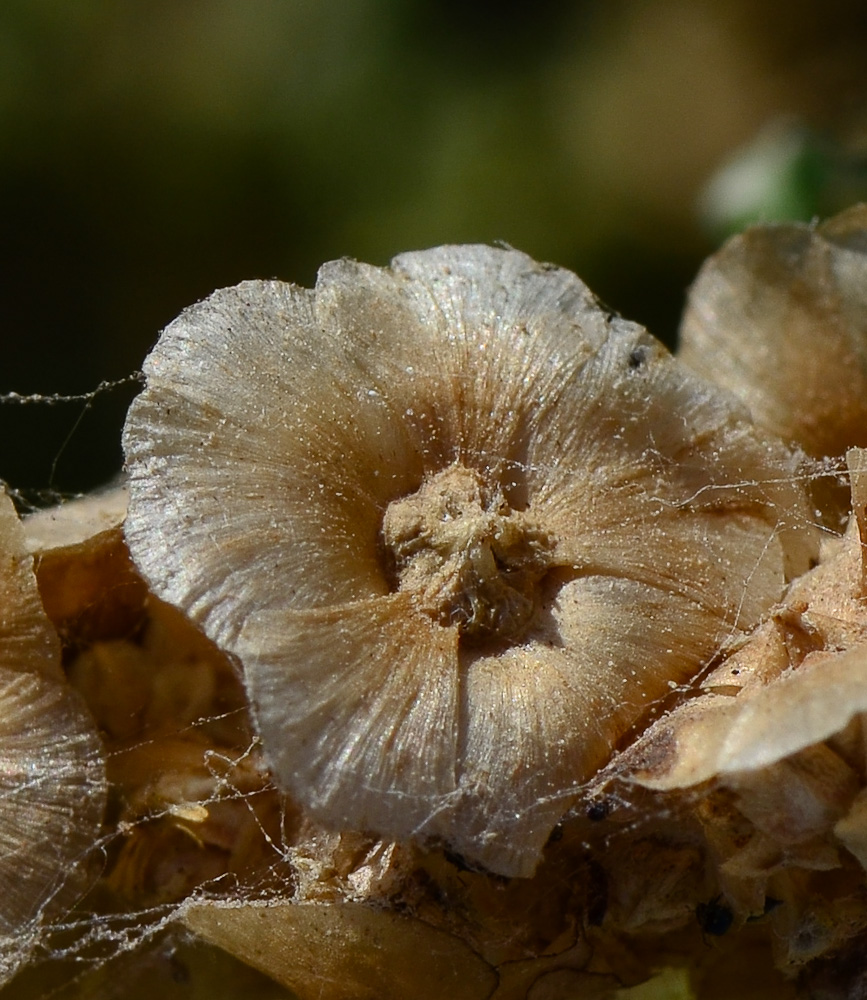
122;245;813;876
678;204;867;460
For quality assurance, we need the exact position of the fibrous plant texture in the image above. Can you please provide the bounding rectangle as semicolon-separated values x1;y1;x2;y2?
122;244;813;877
679;203;867;460
0;489;106;985
5;214;867;998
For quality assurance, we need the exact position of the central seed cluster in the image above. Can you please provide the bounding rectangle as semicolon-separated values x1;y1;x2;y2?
382;464;553;640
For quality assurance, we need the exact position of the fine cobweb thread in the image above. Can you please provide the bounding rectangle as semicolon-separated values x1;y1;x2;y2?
0;369;851;986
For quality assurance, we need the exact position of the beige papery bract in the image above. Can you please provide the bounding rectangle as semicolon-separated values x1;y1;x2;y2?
122;245;814;876
0;489;106;983
679;204;867;460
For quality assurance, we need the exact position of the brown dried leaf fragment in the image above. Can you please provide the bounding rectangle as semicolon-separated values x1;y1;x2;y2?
20;485;144;647
181;899;498;1000
623;645;867;794
0;490;62;681
122;244;814;876
678;204;867;460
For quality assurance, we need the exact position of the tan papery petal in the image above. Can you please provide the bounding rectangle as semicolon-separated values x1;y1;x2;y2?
238;594;460;840
123;280;425;646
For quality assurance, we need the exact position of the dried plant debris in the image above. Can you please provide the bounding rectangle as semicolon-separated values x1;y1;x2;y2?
181;898;499;1000
11;231;867;997
51;545;285;911
1;492;290;996
1;486;63;681
678;203;867;461
22;482;128;556
588;448;867;980
122;244;815;877
0;488;107;984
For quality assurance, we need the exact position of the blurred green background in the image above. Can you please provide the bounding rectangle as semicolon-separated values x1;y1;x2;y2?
2;0;867;504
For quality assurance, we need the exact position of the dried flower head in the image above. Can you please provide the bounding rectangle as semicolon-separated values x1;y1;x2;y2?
122;245;812;876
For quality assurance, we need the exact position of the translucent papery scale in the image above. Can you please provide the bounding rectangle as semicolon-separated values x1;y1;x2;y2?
0;491;62;680
0;668;106;933
122;244;816;876
0;489;107;978
125;393;403;644
455;573;743;875
678;205;867;460
318;250;610;482
125;283;433;646
526;320;813;581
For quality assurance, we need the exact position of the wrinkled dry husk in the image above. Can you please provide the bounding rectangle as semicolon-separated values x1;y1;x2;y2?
678;204;867;462
0;488;107;985
22;485;145;648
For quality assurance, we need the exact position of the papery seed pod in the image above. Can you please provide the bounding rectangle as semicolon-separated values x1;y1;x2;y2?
122;245;815;876
678;204;867;461
0;488;107;982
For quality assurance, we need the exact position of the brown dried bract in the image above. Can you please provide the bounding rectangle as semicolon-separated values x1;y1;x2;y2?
679;204;867;461
588;447;867;973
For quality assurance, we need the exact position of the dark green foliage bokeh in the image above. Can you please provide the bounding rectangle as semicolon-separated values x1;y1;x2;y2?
2;0;866;503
